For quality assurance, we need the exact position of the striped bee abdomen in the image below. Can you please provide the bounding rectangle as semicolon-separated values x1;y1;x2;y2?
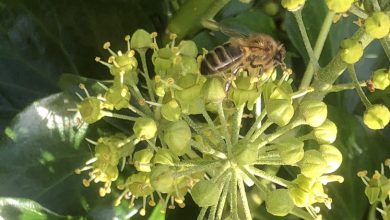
200;43;243;75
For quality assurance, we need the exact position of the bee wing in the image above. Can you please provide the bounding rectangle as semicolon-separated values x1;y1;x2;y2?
202;19;249;38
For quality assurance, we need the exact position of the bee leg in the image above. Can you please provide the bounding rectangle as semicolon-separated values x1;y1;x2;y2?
224;68;240;92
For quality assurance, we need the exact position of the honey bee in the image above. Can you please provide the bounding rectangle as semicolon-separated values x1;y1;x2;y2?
200;32;286;91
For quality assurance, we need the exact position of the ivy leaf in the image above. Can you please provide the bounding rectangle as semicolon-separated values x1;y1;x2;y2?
0;0;166;131
0;197;83;220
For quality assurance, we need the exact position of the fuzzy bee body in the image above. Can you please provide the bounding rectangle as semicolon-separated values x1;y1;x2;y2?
200;34;286;83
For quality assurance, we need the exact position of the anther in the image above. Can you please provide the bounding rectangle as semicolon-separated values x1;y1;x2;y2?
103;41;117;56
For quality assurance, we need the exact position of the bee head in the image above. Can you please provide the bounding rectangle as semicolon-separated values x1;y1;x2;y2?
274;44;286;65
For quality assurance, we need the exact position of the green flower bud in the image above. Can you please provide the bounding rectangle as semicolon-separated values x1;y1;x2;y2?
289;174;326;207
133;149;154;172
299;100;328;127
131;29;152;51
364;12;390;39
266;99;294;126
178;40;198;58
175;74;206;115
263;82;292;103
150;165;175;193
191;180;219;207
202;78;226;103
105;84;131;110
232;141;258;165
372;68;390;90
177;56;199;75
340;38;363;64
266;189;295;216
298;150;327;178
78;97;103;124
264;2;279;16
153;148;179;166
163;120;191;156
281;0;305;11
363;104;390;130
313;119;337;144
275;138;305;164
161;99;182;121
319;144;342;173
229;75;261;110
125;172;154;197
133;117;158;140
325;0;354;13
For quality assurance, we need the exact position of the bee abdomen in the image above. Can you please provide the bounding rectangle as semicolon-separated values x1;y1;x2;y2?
201;43;243;75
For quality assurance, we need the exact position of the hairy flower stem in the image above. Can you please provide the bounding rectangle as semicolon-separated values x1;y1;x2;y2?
165;0;230;41
197;207;207;220
201;109;223;142
217;102;233;157
237;174;252;220
240;166;267;198
348;65;372;108
255;118;305;148
293;9;320;72
216;174;231;220
244;109;267;140
130;85;153;114
232;104;245;144
304;28;373;101
290;207;315;220
102;111;137;121
299;10;335;90
327;81;367;93
248;166;291;187
230;169;239;220
139;51;156;102
349;4;369;19
380;36;390;61
250;120;273;142
174;160;223;177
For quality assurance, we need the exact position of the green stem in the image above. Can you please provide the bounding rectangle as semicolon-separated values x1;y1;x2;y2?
190;140;227;159
128;104;146;117
102;111;137;121
347;65;372;108
237;174;252;220
254;118;305;148
197;207;207;220
304;28;373;101
139;51;156;102
380;35;390;61
130;85;153;114
201;108;223;142
327;81;367;93
230;169;239;220
369;0;381;11
290;207;314;220
244;109;267;140
299;10;335;90
216;174;231;220
248;167;291;187
174;160;223;177
239;166;267;199
250;120;273;142
165;0;230;41
232;104;245;144
217;102;233;157
349;4;369;19
293;9;320;71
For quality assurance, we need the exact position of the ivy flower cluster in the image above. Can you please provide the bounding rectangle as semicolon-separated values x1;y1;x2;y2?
358;159;390;220
72;28;344;220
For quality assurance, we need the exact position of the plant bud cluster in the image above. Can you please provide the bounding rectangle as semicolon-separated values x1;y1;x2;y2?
72;29;344;219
